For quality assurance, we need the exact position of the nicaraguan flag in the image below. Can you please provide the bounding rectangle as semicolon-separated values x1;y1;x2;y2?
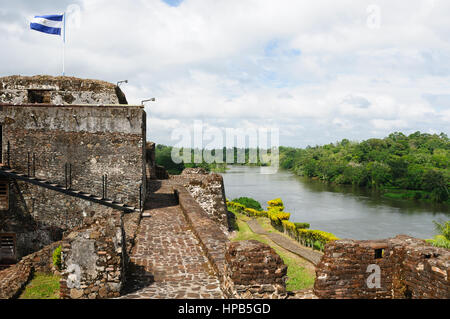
30;14;64;35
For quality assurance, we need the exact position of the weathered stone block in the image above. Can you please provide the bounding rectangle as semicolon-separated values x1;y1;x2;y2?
314;235;450;299
222;240;287;299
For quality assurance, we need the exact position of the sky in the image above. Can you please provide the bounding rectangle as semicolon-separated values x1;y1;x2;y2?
0;0;449;148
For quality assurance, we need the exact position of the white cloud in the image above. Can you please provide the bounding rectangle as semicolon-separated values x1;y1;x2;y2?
0;0;449;147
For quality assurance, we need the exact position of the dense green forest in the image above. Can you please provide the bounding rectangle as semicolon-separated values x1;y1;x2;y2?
154;145;267;174
154;144;226;174
155;132;449;203
279;132;449;203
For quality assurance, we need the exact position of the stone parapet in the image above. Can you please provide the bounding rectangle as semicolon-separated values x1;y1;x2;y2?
172;168;229;231
314;235;449;299
222;240;288;299
0;75;126;105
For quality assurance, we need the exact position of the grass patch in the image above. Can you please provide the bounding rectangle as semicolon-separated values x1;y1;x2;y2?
19;272;60;299
381;188;441;202
230;208;315;291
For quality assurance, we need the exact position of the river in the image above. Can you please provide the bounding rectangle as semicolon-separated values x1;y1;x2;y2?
221;166;449;240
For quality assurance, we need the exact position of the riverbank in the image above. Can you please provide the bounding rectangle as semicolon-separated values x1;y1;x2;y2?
278;132;449;204
381;186;450;204
222;166;449;240
302;177;450;205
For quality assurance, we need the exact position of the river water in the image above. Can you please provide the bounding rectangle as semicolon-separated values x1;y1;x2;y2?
221;166;449;240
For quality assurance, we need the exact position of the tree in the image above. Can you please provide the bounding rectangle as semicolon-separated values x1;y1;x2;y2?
232;197;263;211
423;170;449;202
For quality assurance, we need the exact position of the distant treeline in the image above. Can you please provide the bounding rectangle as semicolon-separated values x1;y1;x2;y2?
154;132;449;203
154;145;271;174
279;132;449;203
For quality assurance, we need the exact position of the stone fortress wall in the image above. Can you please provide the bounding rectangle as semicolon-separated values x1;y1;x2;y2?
170;168;230;233
314;235;449;299
0;75;146;260
0;75;127;105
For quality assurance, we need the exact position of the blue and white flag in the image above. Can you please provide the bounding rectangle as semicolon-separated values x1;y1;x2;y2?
30;14;64;36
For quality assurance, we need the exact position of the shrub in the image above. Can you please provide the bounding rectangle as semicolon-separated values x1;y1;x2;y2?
296;229;339;250
426;221;450;248
433;220;450;240
227;201;246;213
294;222;310;229
243;208;268;218
232;197;263;211
267;198;284;208
276;212;291;221
282;220;298;237
52;245;62;270
313;240;323;251
268;209;291;233
268;210;290;224
258;211;269;218
426;235;450;249
268;211;280;224
282;220;296;232
230;196;338;252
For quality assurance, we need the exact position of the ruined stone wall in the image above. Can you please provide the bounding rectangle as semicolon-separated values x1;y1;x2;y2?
0;240;61;299
222;240;287;299
0;75;126;105
390;236;449;299
146;142;157;180
59;208;126;299
174;184;287;299
172;168;229;232
314;235;449;299
0;104;146;227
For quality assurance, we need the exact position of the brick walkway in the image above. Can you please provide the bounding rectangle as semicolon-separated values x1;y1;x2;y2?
246;219;323;265
119;180;224;299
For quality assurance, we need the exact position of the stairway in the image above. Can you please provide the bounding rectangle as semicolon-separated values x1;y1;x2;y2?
0;166;139;213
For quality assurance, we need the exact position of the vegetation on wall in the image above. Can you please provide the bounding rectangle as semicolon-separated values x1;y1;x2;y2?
52;245;62;271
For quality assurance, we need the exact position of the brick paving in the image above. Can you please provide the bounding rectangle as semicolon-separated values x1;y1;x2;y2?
246;219;323;265
119;180;224;299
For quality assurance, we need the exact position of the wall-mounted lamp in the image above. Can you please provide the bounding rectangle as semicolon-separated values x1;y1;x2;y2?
117;80;128;87
30;112;37;126
141;98;156;106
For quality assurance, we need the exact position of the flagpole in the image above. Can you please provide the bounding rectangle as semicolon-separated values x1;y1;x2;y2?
62;12;66;76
